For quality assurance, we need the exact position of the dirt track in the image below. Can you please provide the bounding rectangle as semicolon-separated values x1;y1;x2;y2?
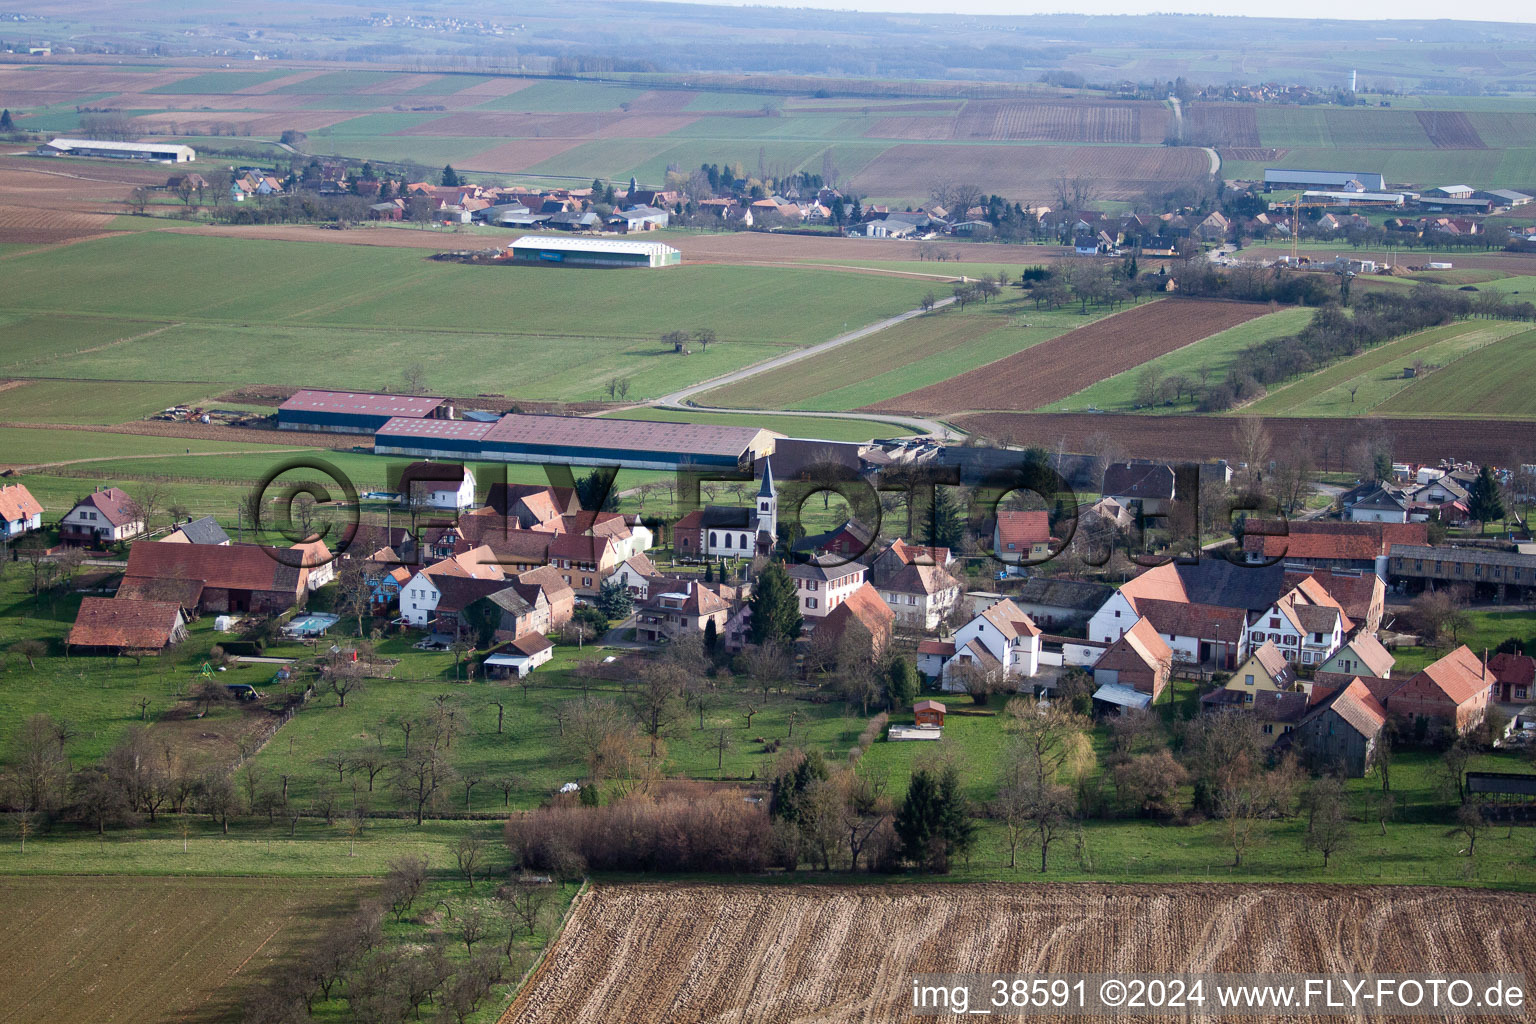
507;882;1536;1024
868;300;1269;416
952;411;1536;466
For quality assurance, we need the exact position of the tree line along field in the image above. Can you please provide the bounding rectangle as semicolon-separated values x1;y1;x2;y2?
866;299;1271;417
698;299;1123;413
0;232;934;403
1241;321;1535;419
509;883;1536;1024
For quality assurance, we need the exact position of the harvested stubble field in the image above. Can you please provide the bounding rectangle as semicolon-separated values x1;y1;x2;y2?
507;883;1536;1024
944;99;1169;143
950;411;1536;466
0;874;359;1024
867;299;1269;416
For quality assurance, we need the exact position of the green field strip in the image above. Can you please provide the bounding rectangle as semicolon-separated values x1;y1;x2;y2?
1240;319;1530;417
471;80;650;112
147;70;293;94
1046;305;1317;414
1375;327;1536;418
0;380;223;425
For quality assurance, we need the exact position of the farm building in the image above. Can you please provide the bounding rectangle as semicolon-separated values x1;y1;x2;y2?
68;597;188;654
121;541;312;615
36;137;196;162
278;389;454;435
376;413;776;471
1300;190;1408;208
508;235;680;269
1263;169;1386;192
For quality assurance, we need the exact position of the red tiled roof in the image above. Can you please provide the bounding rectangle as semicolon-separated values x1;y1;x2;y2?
914;699;946;712
0;483;42;523
116;574;205;607
69;597;182;649
995;509;1051;551
917;639;956;656
124;541;304;594
509;633;554;656
1488;651;1536;688
1413;645;1490;706
74;487;139;528
1136;598;1245;644
1097;616;1173;675
1244;520;1428;561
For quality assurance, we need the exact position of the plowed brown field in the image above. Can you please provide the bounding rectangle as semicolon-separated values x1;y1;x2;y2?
867;300;1267;416
951;411;1536;466
506;883;1536;1024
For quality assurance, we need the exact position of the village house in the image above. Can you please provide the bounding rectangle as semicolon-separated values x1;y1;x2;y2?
1385;645;1491;734
1243;519;1426;581
548;533;622;598
609;552;663;600
0;483;43;539
635;580;731;644
400;546;506;627
1212;641;1298;704
1317;632;1396;683
1487;651;1535;704
868;538;962;631
1283;568;1385;635
1293;679;1388;777
798;518;877;561
515;565;575;629
485;483;579;527
1249;576;1351;667
786;553;867;620
60;487;144;546
161;515;231;546
68;597;188;654
400;461;477;511
924;598;1043;689
1101;462;1176;516
1088;559;1286;670
993;509;1054;567
816;582;895;660
1091;616;1174;701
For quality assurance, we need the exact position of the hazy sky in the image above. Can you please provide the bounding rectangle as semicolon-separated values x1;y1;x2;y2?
694;0;1534;22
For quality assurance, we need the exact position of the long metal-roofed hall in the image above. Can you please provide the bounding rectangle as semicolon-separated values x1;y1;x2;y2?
376;413;776;471
508;235;681;269
35;137;197;163
278;390;455;434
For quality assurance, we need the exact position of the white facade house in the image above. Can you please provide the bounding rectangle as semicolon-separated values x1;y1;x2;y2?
931;598;1043;689
399;548;505;626
1248;578;1350;668
610;554;662;600
787;553;865;619
403;463;477;511
59;487;144;545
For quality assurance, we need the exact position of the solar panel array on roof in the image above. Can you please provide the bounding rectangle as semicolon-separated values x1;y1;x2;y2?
281;390;446;417
377;417;495;441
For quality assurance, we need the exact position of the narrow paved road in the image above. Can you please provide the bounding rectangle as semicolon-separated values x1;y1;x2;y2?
645;296;963;439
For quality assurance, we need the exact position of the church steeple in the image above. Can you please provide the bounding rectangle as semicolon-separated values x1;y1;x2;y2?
755;460;777;545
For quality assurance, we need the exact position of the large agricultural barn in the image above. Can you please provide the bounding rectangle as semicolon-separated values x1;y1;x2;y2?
508;235;681;269
278;390;455;435
376;412;776;471
35;137;196;162
1263;168;1387;191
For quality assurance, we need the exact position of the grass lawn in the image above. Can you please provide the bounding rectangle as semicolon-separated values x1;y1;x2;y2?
0;425;320;469
0;233;933;403
1048;306;1316;414
1240;319;1530;417
0;380;225;425
701;298;1120;412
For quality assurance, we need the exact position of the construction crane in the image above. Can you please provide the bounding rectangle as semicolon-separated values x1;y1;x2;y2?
1284;194;1339;264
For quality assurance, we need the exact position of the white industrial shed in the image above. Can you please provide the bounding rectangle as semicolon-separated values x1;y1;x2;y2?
37;138;196;163
508;235;681;268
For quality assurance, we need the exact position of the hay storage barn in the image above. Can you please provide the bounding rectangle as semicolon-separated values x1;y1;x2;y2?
508;235;681;269
36;137;196;162
376;412;776;471
278;390;454;434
